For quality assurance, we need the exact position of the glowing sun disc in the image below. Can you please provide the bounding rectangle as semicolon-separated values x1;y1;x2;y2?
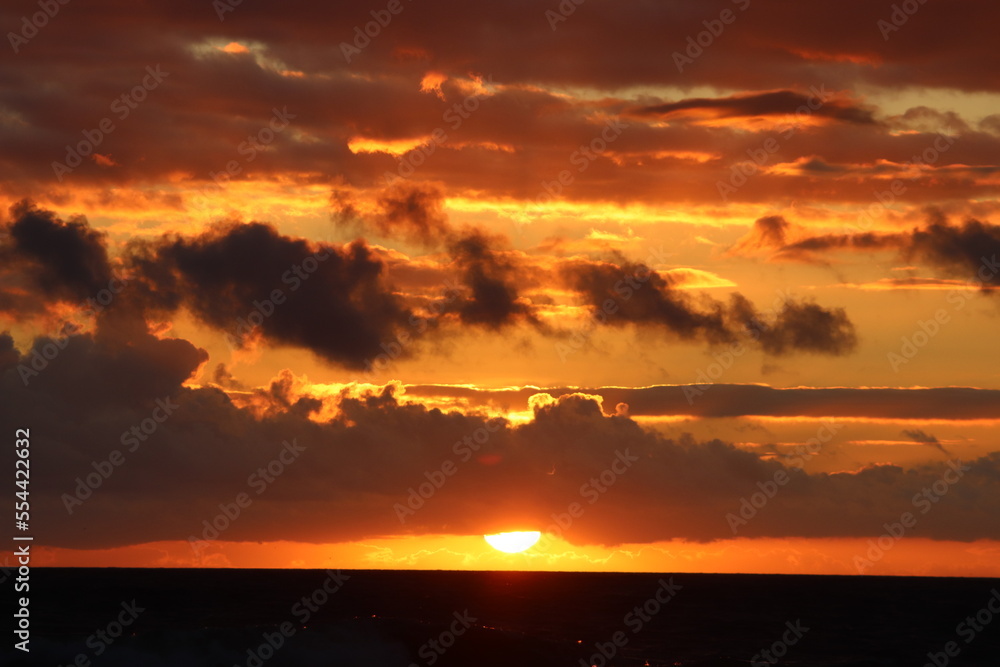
483;531;541;553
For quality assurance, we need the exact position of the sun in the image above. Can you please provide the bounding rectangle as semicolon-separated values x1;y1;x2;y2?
483;531;541;553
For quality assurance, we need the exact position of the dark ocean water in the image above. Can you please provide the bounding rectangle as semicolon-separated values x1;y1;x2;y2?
10;568;1000;666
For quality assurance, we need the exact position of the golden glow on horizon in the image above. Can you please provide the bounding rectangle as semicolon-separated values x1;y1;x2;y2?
31;536;1000;578
483;531;542;553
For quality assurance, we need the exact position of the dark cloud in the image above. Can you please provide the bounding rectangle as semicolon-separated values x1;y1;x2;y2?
0;0;996;215
0;202;419;370
632;90;875;125
629;384;1000;420
4;320;206;413
3;0;998;100
981;115;1000;135
4;363;998;549
445;231;539;329
774;231;902;262
211;363;246;391
332;181;452;246
902;429;950;457
0;202;856;364
404;384;1000;421
728;214;792;256
331;183;540;329
905;218;1000;284
729;294;857;356
797;157;849;174
754;215;791;245
887;107;971;135
375;182;451;244
0;200;114;314
770;216;1000;287
133;220;413;370
561;258;857;356
0;331;22;369
563;258;732;343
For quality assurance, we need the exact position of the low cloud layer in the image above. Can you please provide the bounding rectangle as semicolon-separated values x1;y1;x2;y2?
405;384;1000;421
2;330;997;549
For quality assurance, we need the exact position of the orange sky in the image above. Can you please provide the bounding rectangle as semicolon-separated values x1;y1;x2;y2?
2;0;1000;577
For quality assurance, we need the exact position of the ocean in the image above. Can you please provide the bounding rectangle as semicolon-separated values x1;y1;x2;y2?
11;569;1000;666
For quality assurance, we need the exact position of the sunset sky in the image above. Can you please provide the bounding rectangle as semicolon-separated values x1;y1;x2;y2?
2;0;1000;576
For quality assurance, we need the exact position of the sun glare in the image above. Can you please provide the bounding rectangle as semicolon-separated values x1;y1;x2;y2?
483;531;542;553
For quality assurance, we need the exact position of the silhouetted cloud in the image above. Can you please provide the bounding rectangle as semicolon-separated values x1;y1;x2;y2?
332;182;452;246
632;90;875;124
730;294;857;355
331;184;541;329
0;200;115;314
905;218;1000;284
562;259;857;355
3;366;997;548
769;216;1000;287
728;215;792;256
445;231;539;329
133;221;414;369
902;429;950;456
405;384;1000;420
